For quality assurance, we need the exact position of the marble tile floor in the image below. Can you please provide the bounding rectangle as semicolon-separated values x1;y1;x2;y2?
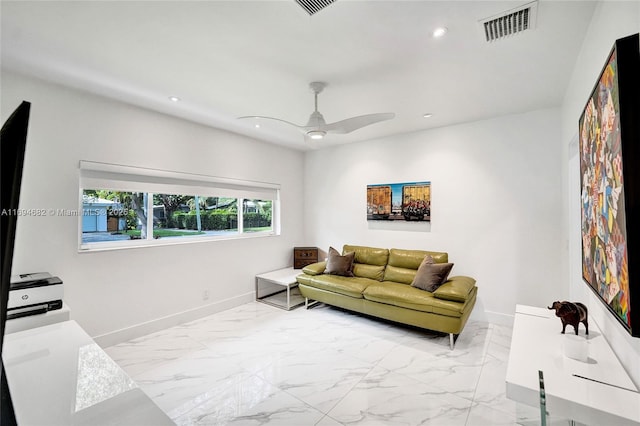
105;302;542;426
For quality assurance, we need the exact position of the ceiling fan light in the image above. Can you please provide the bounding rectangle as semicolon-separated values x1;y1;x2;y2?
307;130;326;140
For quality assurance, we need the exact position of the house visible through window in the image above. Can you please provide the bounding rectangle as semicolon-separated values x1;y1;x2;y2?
79;162;279;250
243;199;273;232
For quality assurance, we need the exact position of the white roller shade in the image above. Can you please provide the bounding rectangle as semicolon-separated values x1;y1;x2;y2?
79;161;280;200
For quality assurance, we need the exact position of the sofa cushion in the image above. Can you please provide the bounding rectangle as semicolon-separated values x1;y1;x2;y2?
343;245;389;281
297;274;377;299
389;248;448;268
411;256;454;292
325;247;355;277
383;265;417;285
383;249;449;284
433;276;476;303
343;245;389;265
363;281;466;317
351;264;385;281
301;261;326;276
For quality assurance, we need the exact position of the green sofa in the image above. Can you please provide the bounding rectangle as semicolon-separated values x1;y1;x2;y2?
296;244;477;349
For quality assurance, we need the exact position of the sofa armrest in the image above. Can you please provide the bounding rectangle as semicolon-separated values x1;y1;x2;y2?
433;276;476;303
301;261;327;276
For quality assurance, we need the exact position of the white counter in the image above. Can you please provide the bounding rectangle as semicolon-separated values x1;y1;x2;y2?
2;320;173;425
506;304;640;425
5;302;70;334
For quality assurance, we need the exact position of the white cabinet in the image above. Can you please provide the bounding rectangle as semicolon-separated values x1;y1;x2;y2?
2;320;173;425
506;305;640;426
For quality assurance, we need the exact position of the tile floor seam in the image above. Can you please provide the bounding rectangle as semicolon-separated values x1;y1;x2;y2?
464;326;493;425
129;344;222;382
107;336;210;379
259;330;394;422
319;359;385;417
253;372;336;424
316;413;343;426
175;371;322;426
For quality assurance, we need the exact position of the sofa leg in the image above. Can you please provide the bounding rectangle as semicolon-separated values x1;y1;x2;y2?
304;297;319;309
449;333;455;350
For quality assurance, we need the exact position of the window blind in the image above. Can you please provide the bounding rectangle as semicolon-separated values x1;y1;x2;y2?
79;161;280;200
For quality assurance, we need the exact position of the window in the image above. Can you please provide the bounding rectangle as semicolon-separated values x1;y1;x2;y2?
154;194;238;237
81;191;148;243
79;162;279;251
243;199;273;233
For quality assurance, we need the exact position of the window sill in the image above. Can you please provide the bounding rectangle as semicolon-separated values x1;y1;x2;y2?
78;230;277;253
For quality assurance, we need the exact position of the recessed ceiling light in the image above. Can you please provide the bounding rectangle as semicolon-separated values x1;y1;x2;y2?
423;113;434;118
169;96;180;102
255;124;261;129
433;27;448;38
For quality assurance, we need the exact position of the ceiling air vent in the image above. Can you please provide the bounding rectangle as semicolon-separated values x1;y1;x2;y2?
295;0;337;16
480;1;538;42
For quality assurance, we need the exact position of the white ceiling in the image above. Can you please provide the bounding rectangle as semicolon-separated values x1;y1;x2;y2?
1;1;597;151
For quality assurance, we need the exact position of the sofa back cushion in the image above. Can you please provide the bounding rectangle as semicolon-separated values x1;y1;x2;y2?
383;249;449;284
343;245;389;281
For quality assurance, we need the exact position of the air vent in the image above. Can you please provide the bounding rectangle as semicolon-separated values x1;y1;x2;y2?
480;1;538;42
295;0;337;16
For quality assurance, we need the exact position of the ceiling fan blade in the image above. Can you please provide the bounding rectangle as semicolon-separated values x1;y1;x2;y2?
238;115;304;130
322;113;395;134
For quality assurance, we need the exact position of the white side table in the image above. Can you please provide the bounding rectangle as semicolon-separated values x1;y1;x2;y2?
255;267;305;310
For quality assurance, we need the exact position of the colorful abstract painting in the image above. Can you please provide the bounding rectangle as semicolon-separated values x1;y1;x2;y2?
579;44;630;330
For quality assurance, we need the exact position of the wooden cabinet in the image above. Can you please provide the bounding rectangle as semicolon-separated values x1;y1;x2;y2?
294;247;319;269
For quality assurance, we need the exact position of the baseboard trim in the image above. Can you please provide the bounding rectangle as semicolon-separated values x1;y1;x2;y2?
467;298;514;327
466;297;514;328
93;292;255;348
484;310;515;327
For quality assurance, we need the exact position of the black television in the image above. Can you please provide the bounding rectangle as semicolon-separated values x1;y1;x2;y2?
1;101;31;426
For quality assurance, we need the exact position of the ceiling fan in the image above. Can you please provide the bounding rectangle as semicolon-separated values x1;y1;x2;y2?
239;82;395;141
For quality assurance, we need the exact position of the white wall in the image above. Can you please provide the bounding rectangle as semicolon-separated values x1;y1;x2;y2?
304;108;563;325
1;71;305;344
561;1;640;387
